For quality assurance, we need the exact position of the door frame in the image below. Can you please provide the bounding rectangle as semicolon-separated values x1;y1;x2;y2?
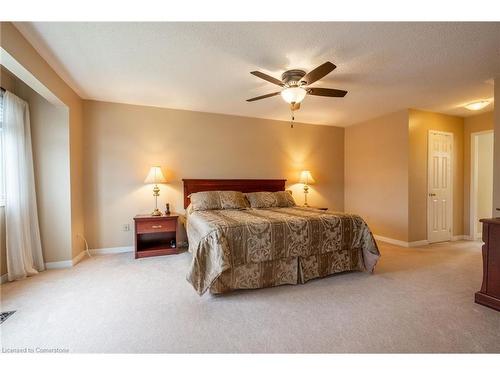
470;130;494;240
427;130;454;243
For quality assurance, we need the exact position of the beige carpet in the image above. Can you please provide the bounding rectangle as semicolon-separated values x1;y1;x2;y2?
1;240;499;353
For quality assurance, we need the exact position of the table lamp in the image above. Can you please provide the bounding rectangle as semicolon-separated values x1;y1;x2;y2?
299;170;315;207
144;166;167;216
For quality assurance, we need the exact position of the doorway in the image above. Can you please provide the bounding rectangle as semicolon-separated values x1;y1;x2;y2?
470;130;494;240
427;130;453;243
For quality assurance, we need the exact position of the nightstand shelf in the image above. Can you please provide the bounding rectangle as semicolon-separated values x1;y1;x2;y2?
134;214;179;259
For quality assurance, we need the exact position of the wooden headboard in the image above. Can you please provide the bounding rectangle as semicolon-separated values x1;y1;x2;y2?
183;179;286;208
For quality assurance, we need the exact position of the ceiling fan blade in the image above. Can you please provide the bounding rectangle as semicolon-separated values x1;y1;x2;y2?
246;92;281;102
300;62;336;85
250;71;284;86
307;88;347;97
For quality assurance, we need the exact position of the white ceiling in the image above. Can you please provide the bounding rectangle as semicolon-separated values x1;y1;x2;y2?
14;22;500;126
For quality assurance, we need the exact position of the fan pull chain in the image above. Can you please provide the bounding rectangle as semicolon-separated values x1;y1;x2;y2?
290;108;295;128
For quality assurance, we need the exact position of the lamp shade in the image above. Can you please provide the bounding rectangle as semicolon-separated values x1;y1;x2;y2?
299;170;315;185
144;166;167;184
281;87;307;104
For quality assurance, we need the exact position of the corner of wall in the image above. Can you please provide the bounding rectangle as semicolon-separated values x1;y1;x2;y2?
493;78;500;216
69;100;85;259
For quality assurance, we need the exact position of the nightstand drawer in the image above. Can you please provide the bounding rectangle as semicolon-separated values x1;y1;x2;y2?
136;219;176;234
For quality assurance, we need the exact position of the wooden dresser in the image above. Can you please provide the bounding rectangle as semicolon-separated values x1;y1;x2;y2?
475;218;500;311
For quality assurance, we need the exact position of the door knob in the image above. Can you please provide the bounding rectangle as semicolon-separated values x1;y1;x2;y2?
429;193;436;197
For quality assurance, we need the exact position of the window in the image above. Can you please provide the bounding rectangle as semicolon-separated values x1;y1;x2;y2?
0;91;4;206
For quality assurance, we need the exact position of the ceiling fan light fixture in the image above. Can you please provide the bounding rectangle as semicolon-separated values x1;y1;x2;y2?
464;100;490;111
281;87;307;104
247;62;347;106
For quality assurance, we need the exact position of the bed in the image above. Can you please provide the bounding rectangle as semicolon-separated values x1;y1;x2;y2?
183;179;380;295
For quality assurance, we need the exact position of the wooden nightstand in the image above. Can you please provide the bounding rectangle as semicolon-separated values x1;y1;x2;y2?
134;214;179;259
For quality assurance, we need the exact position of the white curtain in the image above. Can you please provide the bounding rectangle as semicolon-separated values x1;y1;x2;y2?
3;91;44;281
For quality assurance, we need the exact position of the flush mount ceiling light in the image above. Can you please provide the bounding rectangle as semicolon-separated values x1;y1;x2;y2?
465;100;490;111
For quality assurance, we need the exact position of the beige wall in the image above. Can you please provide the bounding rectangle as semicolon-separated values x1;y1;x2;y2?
83;100;345;249
476;133;494;233
464;111;494;235
408;109;464;242
494;78;500;218
345;110;409;242
15;79;73;263
1;22;85;260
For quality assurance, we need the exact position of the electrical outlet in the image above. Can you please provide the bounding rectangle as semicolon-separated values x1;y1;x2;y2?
122;224;130;232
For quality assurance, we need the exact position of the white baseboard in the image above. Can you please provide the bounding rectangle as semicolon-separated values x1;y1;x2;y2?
408;239;430;247
72;250;87;266
373;235;411;248
43;247;132;270
90;246;133;255
375;234;472;248
65;247;132;265
374;235;429;248
1;247;129;283
45;250;89;270
44;259;73;269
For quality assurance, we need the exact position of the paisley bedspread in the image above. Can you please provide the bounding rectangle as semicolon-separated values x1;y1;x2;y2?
186;207;380;295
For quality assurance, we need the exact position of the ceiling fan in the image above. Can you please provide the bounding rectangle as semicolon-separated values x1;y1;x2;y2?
246;61;347;111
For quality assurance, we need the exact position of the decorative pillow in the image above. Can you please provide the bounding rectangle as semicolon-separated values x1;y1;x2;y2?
245;191;296;208
189;191;248;211
219;191;249;210
274;191;296;207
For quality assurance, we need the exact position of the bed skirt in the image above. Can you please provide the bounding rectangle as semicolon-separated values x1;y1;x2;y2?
209;248;363;294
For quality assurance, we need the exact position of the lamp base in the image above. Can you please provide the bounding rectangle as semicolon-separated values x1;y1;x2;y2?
303;184;309;207
151;208;162;216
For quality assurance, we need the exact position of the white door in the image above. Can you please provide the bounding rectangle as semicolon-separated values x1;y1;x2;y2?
428;131;453;243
